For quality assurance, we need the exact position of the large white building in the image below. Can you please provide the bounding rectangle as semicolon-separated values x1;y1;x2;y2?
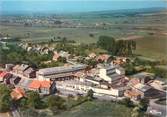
98;64;125;84
37;64;87;81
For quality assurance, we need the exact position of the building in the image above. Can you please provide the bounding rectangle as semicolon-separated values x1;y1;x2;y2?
96;54;110;62
52;51;60;61
23;67;36;78
89;53;96;58
11;87;26;100
98;64;125;84
56;80;125;97
13;64;30;75
0;71;11;82
37;64;87;81
132;83;154;98
28;80;56;95
132;72;154;84
124;89;141;101
5;64;14;71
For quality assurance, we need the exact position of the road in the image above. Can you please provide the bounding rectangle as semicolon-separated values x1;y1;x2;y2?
11;104;21;117
147;98;166;117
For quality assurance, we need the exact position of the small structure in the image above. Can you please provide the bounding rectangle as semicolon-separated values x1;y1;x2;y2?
132;83;154;98
124;89;141;101
11;87;26;100
5;64;14;71
23;67;36;78
0;71;11;82
13;64;30;75
96;54;110;62
89;53;96;58
132;72;154;84
52;51;60;61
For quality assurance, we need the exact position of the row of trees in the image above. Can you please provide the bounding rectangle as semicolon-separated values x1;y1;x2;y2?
97;36;136;56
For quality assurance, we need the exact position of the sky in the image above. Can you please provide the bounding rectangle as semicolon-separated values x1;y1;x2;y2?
1;0;167;14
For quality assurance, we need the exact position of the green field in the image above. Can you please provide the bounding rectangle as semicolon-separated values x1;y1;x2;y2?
1;9;167;60
56;100;133;117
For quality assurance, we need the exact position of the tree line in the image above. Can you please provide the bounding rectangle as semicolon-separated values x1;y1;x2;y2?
97;36;136;56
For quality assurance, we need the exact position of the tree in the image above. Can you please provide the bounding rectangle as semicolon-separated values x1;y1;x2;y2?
131;106;140;117
97;36;115;52
86;89;94;100
138;98;149;112
121;98;134;107
97;36;136;56
47;95;66;110
27;91;42;109
0;84;12;112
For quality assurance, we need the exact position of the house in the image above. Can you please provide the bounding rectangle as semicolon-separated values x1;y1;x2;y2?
149;78;166;91
112;57;127;65
23;67;36;78
132;83;154;98
0;71;11;82
11;87;26;100
124;89;141;101
37;64;87;81
9;75;21;85
28;80;56;95
41;47;49;54
89;53;96;58
13;64;30;75
96;54;110;62
132;72;154;84
5;64;14;71
52;51;60;61
98;64;125;84
59;50;70;59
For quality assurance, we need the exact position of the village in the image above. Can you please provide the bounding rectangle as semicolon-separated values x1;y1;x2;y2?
0;41;166;117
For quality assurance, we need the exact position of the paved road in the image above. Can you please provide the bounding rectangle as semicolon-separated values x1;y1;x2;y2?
11;104;21;117
147;98;166;117
0;113;11;117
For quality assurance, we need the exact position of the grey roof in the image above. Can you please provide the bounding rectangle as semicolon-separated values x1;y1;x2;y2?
18;64;29;71
24;67;35;74
134;83;152;92
38;64;87;76
132;72;154;79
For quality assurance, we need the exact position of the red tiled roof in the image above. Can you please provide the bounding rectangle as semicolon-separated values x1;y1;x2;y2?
129;78;140;86
11;87;26;100
28;80;41;89
28;80;51;89
0;71;9;78
96;54;110;61
40;80;51;88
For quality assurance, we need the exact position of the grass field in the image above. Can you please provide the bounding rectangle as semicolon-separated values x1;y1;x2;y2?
1;10;167;60
56;100;133;117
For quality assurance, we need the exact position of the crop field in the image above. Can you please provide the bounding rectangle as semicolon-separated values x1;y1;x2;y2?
0;9;167;60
